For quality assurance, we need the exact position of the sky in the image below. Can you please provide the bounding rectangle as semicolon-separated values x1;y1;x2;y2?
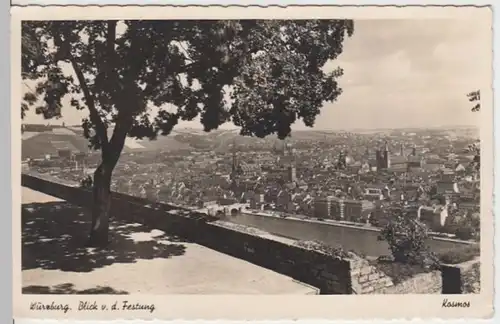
22;18;490;130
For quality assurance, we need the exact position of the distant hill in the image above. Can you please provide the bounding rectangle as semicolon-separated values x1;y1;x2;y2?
131;136;192;152
22;129;90;160
23;124;67;133
21;124;480;159
21;126;193;159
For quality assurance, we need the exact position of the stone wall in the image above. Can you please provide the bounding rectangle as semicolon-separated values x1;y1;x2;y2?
197;223;353;294
461;259;481;294
351;258;481;295
378;271;442;294
349;256;395;294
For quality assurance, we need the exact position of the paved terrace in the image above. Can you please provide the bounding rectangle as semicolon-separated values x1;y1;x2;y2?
21;187;318;295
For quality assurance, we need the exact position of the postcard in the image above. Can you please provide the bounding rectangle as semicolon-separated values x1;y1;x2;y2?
12;4;494;320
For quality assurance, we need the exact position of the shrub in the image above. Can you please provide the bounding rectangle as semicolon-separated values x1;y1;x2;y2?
79;175;93;189
378;214;433;266
436;244;480;265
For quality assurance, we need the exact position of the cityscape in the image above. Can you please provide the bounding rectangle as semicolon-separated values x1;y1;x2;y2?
23;124;480;241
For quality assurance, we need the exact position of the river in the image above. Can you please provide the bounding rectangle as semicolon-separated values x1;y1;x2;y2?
221;211;475;257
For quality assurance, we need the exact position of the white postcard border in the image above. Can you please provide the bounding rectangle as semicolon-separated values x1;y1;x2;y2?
11;4;496;321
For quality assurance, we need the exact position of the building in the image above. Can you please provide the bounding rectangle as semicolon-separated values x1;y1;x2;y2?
255;193;265;204
336;151;347;170
314;196;334;219
440;169;456;182
330;197;343;220
387;144;424;172
374;141;411;170
238;162;261;176
458;194;479;211
406;155;424;170
343;199;363;222
197;196;219;208
73;152;87;169
231;149;261;183
363;188;384;201
402;184;425;201
57;149;73;159
417;205;449;231
383;142;391;169
437;180;460;194
276;190;292;208
313;195;369;223
375;142;391;170
249;192;265;209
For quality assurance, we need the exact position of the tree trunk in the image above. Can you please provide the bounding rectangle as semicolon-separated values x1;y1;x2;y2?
87;161;114;247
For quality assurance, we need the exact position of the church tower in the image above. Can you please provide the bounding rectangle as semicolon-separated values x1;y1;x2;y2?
337;151;346;170
286;141;297;182
383;142;391;169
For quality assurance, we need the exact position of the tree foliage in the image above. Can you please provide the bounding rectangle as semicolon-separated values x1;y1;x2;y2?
466;90;481;170
22;20;354;149
467;90;480;112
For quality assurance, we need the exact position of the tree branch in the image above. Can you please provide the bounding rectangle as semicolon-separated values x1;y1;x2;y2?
105;21;121;91
106;113;133;167
53;32;109;151
69;59;110;151
105;20;135;166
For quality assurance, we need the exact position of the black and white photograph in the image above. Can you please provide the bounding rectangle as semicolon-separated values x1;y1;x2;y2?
13;4;494;320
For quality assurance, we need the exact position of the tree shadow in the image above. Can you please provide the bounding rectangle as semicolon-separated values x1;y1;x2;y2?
23;283;129;295
22;201;187;273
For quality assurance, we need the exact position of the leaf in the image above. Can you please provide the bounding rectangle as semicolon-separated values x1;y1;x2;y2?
467;90;481;111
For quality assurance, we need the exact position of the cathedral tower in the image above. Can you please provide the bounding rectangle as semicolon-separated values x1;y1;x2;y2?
383;141;390;169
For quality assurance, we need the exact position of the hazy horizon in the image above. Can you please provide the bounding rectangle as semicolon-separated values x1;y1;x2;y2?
22;122;479;134
22;18;490;131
